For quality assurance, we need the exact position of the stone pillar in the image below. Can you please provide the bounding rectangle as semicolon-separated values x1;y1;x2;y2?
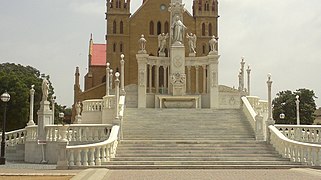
27;85;35;126
137;54;148;108
296;95;300;125
195;66;199;94
120;54;126;95
114;72;120;125
163;66;167;93
170;44;186;96
247;65;251;95
37;100;53;141
240;57;245;91
208;53;220;109
149;64;152;93
202;65;207;94
106;62;110;96
266;73;275;143
56;141;68;169
187;66;191;94
155;65;159;94
109;69;113;91
51;95;56;123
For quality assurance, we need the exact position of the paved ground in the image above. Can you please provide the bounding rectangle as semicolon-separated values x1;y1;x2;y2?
1;162;321;180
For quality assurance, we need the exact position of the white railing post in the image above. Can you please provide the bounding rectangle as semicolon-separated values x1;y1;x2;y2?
114;72;120;124
27;85;35;126
120;54;126;95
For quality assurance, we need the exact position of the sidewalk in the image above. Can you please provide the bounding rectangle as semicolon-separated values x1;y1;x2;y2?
1;162;321;180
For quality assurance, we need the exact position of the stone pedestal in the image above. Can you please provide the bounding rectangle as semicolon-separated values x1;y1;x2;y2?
137;54;148;108
207;54;220;109
37;100;53;141
170;44;186;96
102;95;115;124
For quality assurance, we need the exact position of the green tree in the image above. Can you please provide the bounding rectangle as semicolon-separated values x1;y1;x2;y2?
273;89;317;125
0;63;55;131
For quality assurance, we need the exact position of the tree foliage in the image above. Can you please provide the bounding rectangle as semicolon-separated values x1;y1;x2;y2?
0;63;54;131
272;89;317;125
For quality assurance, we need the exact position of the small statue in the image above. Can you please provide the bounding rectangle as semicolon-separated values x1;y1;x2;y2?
186;33;197;54
138;34;147;53
209;35;218;52
158;33;169;54
171;16;186;44
75;101;81;116
41;78;49;101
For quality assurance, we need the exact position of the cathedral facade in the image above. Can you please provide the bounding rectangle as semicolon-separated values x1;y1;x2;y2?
73;0;219;119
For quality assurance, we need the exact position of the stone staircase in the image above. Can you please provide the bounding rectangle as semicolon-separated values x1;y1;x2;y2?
103;108;301;168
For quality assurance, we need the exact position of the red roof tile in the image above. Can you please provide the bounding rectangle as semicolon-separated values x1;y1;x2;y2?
91;44;106;66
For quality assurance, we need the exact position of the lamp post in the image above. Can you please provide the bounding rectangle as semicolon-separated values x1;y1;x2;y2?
51;95;56;124
0;91;10;165
296;95;300;125
267;73;273;122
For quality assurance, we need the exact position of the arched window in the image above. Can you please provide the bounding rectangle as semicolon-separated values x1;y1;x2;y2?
157;21;162;35
212;0;215;11
202;23;205;36
208;23;212;36
149;21;154;35
164;21;169;34
116;0;119;8
113;43;116;52
120;42;123;53
120;21;123;34
113;20;116;34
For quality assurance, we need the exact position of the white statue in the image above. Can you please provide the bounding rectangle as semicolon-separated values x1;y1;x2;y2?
209;35;218;52
186;33;197;54
138;34;147;53
75;101;81;116
41;78;49;101
171;16;186;44
158;33;169;54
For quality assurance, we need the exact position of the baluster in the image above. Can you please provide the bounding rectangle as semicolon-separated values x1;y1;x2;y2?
95;147;101;166
101;146;107;162
72;128;77;142
94;128;99;141
82;127;87;142
69;150;75;166
76;149;82;166
307;147;312;165
106;144;110;161
83;149;89;166
89;148;95;165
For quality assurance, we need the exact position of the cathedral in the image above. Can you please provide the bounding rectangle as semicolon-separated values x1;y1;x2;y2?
73;0;220;119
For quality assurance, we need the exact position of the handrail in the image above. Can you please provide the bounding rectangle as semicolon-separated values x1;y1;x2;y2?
66;125;120;166
269;125;321;166
275;125;321;143
241;96;264;141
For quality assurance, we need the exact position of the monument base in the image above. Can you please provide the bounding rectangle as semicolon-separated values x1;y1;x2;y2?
156;95;201;109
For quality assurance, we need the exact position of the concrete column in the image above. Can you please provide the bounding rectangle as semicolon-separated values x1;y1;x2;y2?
120;54;126;95
109;69;113;91
106;62;110;96
195;66;199;94
266;73;275;143
187;66;191;94
149;64;152;93
51;95;56;123
137;54;148;108
27;85;35;126
115;72;120;120
202;65;207;94
247;65;251;95
296;95;300;125
241;57;245;91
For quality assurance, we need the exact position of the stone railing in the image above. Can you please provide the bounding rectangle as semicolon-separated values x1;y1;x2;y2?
45;124;112;143
275;125;321;144
0;128;27;146
269;125;321;166
66;125;119;166
241;96;264;141
82;99;104;112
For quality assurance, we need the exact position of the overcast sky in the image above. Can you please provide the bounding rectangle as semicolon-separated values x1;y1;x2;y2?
0;0;320;107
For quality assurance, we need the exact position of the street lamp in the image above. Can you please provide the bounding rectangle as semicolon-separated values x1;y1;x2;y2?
296;95;300;125
0;91;10;165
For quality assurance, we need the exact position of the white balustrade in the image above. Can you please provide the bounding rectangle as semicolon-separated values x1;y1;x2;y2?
269;125;321;166
82;99;104;112
0;128;27;146
275;125;321;144
45;124;112;143
66;125;119;166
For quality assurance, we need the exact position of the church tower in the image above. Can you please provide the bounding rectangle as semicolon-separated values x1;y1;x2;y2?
193;0;219;55
106;0;131;85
